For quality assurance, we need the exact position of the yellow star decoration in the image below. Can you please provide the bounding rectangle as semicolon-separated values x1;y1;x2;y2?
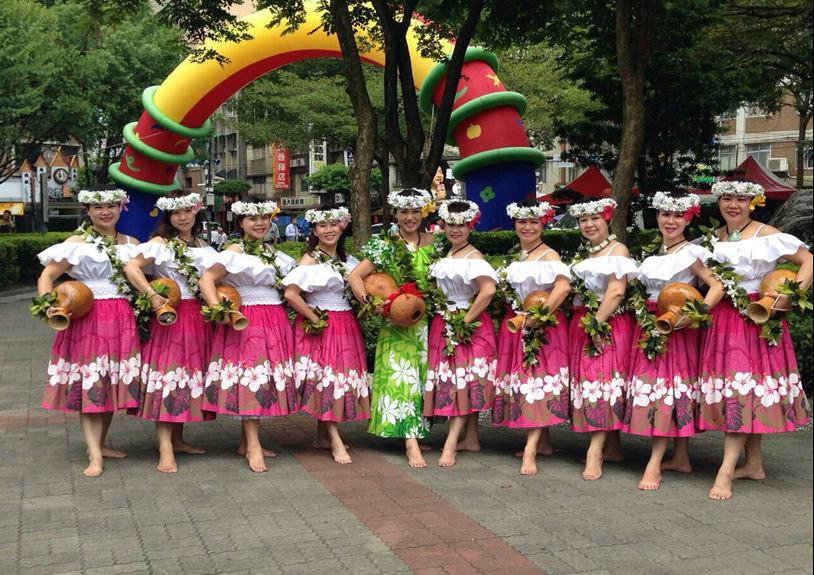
486;73;501;87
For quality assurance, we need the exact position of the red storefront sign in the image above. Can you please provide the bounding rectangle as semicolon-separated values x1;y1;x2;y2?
273;145;290;190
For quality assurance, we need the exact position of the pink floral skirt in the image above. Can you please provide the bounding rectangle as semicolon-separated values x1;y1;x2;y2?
204;304;297;417
568;308;634;432
293;310;370;422
697;296;809;433
492;309;570;428
623;301;700;437
424;311;497;417
43;298;141;413
137;300;215;423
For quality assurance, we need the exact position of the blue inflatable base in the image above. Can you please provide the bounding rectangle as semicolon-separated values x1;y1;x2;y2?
463;162;538;230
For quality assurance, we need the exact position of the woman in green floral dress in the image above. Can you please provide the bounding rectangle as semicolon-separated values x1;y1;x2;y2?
348;188;440;468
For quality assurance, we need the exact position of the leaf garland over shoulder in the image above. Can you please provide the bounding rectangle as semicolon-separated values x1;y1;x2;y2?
164;238;203;298
567;246;615;357
76;222;148;339
225;238;285;288
496;245;559;368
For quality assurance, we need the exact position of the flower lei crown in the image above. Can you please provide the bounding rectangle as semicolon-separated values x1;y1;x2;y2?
568;198;617;221
77;188;129;206
304;206;351;227
506;201;555;224
438;200;480;227
651;191;701;221
388;188;433;210
231;201;280;217
711;180;766;211
156;192;203;213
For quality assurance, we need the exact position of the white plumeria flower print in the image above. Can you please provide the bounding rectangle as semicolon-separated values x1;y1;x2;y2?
333;372;350;400
454;367;470;390
378;395;400;425
190;371;204;399
519;377;545;404
571;382;584;410
121;356;140;386
425;370;436;392
543;374;563;397
437;362;452;383
241;367;267;393
220;363;239;390
147;370;162;392
97;354;110;379
391;355;419;388
701;377;723;405
583;380;602;403
400;401;417;419
633;383;654;407
48;359;67;386
272;362;289;392
471;358;490;378
731;372;756;396
81;361;101;391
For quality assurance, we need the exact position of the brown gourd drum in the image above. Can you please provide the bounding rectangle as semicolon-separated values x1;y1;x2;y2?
215;285;248;331
363;272;426;328
48;281;94;331
745;269;797;324
505;290;550;334
151;278;182;326
655;282;703;334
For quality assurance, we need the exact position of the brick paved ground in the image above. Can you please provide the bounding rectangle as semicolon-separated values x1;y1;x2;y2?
1;292;812;575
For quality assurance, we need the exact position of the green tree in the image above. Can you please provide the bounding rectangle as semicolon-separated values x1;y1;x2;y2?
213;179;252;197
305;162;382;194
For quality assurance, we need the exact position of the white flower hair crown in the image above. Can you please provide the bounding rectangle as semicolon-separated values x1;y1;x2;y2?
77;188;129;206
231;201;280;217
568;198;617;220
438;200;480;227
506;201;555;223
711;180;765;198
156;192;203;213
304;206;351;226
387;188;433;210
651;191;701;221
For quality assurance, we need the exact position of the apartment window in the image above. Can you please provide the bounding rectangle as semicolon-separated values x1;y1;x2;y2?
746;143;771;167
718;145;738;171
250;147;265;160
804;151;814;170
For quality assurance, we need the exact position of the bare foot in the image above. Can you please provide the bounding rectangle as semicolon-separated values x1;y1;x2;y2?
83;456;104;478
456;438;481;452
157;448;178;474
520;450;538;476
661;458;692;473
246;446;268;473
331;443;353;465
638;466;661;490
172;440;205;455
708;473;733;500
438;446;457;467
582;450;603;481
406;443;428;468
100;446;127;459
733;463;766;481
237;446;277;458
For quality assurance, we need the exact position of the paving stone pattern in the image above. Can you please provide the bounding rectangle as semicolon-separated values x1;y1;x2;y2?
1;296;812;575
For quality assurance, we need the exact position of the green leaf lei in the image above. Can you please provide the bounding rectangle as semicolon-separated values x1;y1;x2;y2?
225;238;284;288
569;247;615;357
201;296;239;323
496;249;560;368
303;307;329;335
439;307;481;356
164;238;202;298
626;279;668;360
76;222;147;338
30;292;58;321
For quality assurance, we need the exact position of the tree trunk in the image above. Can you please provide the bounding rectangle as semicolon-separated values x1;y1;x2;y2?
329;0;377;247
375;144;392;230
611;0;657;243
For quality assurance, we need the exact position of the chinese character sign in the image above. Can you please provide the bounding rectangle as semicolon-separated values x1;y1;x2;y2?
273;145;290;190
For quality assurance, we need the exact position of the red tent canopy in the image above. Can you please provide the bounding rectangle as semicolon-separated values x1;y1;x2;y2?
539;166;639;205
717;156;796;200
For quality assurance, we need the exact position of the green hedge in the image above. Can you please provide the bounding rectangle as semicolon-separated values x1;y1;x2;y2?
0;233;73;287
469;228;661;259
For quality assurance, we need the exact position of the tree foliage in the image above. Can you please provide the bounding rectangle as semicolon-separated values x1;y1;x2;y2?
304;162;382;194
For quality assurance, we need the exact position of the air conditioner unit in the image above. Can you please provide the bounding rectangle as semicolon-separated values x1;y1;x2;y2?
767;157;788;173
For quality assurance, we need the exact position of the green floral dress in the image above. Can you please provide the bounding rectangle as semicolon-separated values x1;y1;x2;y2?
365;236;436;439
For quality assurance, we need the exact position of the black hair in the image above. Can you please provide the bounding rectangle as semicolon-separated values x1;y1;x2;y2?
516;197;541;209
446;200;472;214
305;204;348;262
151;190;205;240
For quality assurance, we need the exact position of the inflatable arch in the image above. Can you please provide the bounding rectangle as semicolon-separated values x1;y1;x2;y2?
110;3;545;237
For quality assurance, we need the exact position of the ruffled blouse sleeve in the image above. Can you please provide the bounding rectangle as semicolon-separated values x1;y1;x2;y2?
637;244;711;282
714;232;806;266
281;264;342;293
37;242;105;266
432;258;498;283
572;255;637;281
275;251;297;276
136;241;175;266
212;250;267;275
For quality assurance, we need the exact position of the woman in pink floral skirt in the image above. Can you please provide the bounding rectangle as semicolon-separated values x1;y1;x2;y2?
623;191;723;490
424;200;497;468
568;198;637;481
35;187;141;477
199;200;297;473
124;191;215;473
283;206;370;465
699;181;811;500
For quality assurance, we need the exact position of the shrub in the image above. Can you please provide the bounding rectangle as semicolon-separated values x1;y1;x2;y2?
0;233;73;287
